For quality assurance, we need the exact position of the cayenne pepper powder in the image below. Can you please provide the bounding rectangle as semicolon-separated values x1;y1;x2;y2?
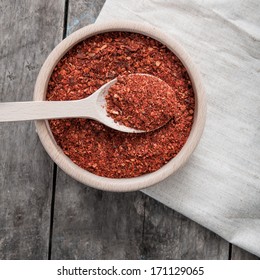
47;32;195;178
106;74;179;131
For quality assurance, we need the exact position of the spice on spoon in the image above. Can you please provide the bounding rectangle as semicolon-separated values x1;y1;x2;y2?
106;74;178;131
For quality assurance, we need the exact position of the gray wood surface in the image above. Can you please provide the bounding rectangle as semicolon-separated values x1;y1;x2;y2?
231;246;259;260
0;0;65;259
51;174;145;259
0;0;258;260
142;197;229;259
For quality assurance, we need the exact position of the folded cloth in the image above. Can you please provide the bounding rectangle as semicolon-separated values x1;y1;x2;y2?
96;0;260;257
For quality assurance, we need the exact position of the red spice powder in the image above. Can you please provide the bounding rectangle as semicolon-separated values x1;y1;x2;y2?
106;74;179;131
47;32;195;178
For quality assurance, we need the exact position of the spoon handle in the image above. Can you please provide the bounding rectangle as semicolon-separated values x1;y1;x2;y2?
0;99;96;122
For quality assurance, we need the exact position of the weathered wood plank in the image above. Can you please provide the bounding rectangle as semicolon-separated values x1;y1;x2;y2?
0;0;65;259
231;246;259;260
142;197;229;259
51;174;145;259
66;0;106;35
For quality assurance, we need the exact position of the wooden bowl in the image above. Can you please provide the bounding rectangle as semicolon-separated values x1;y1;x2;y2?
34;21;206;192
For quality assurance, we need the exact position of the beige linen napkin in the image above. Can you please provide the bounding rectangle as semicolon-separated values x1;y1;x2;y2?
96;0;260;257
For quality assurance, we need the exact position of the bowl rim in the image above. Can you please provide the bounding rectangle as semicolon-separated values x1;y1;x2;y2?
34;20;206;192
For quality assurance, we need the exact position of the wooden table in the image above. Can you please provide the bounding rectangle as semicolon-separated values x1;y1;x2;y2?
0;0;258;260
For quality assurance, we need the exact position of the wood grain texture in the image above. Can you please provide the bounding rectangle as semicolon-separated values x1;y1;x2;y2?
66;0;107;35
231;246;259;260
51;174;145;259
142;197;229;259
0;0;64;259
50;0;228;260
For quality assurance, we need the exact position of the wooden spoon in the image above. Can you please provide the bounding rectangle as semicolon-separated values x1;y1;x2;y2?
0;78;144;133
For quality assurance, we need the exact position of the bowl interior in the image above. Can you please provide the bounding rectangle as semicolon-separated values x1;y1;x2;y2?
34;21;206;192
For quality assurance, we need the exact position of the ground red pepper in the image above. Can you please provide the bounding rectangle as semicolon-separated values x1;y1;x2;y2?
106;74;179;131
47;32;195;178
